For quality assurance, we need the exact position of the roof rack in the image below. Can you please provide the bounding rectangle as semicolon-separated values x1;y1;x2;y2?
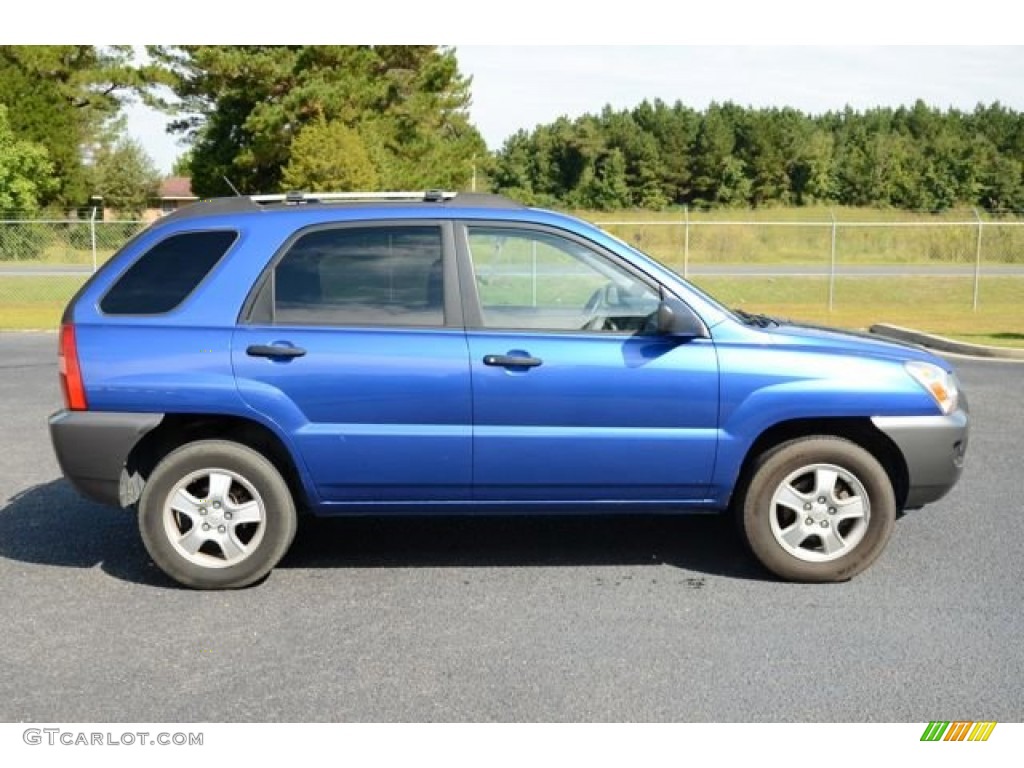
157;191;525;225
249;190;457;205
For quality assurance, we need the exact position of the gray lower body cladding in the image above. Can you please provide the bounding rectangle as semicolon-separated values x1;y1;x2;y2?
49;410;163;507
872;407;969;508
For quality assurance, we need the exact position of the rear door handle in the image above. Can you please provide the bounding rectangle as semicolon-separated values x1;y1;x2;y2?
247;344;306;359
483;354;543;368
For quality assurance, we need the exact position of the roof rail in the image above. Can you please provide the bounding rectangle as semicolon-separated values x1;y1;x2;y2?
249;190;457;205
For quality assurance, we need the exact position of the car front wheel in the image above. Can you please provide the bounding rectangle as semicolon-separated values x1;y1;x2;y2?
138;440;297;589
738;436;896;582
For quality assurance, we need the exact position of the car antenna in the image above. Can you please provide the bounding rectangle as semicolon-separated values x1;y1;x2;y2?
222;176;242;196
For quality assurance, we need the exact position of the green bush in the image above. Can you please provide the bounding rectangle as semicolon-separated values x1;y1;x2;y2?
0;222;49;261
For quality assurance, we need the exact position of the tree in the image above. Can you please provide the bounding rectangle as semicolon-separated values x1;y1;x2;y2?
87;135;161;217
600;107;667;208
148;46;486;196
833;109;910;207
736;110;791;207
789;128;835;204
492;98;1024;212
576;148;631;209
171;150;194;177
631;99;699;205
281;120;378;191
0;46;157;205
0;104;55;212
975;142;1024;211
689;104;750;207
491;129;537;202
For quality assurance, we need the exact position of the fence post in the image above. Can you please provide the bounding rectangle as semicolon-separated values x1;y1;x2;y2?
683;205;690;280
971;207;983;311
531;239;538;307
90;206;98;273
828;209;837;312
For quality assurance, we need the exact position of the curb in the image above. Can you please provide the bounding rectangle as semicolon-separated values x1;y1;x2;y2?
869;324;1024;360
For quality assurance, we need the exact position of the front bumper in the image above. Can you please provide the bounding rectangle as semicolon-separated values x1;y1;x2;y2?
49;410;163;507
872;405;969;509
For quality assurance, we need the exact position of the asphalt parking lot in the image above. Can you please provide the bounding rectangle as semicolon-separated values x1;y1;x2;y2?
0;331;1021;722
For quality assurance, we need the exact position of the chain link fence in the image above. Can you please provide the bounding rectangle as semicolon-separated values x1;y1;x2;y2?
1;212;1022;331
0;216;147;329
593;211;1024;334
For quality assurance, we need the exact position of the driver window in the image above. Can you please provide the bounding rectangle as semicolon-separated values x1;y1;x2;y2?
466;226;660;332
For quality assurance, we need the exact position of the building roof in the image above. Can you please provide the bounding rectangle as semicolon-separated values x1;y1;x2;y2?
158;176;196;200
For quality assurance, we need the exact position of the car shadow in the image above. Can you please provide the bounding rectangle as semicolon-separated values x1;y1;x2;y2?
0;479;771;587
280;514;769;581
0;479;168;586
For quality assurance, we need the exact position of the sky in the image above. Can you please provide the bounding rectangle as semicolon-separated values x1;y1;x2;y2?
126;45;1024;175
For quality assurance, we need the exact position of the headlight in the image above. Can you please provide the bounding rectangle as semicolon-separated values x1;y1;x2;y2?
905;361;959;415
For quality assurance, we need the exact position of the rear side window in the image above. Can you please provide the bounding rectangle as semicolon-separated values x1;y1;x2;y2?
273;226;444;326
100;231;237;315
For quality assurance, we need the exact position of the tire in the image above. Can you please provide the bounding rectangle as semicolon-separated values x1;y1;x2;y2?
138;440;297;589
737;436;896;582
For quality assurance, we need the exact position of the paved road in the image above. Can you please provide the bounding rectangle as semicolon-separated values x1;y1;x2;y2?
0;264;94;276
685;264;1024;277
0;332;1021;722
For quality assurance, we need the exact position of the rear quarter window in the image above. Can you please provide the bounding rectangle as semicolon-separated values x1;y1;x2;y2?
100;230;238;315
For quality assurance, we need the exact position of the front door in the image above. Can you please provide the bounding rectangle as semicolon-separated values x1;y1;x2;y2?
461;224;719;503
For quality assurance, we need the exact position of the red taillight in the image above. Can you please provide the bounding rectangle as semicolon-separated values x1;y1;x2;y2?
59;323;88;411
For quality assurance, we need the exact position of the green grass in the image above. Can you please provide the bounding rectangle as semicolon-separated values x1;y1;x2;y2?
0;277;82;330
3;272;1021;347
690;275;1024;343
2;209;1023;346
577;206;1024;266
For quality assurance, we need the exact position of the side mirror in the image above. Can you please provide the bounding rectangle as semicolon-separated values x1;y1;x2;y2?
656;297;707;338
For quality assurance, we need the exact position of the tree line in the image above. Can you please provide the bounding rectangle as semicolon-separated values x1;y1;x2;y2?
0;45;484;215
1;46;1022;217
0;46;165;214
147;46;485;198
491;99;1024;212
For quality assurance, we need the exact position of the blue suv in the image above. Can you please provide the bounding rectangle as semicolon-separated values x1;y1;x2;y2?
49;191;969;588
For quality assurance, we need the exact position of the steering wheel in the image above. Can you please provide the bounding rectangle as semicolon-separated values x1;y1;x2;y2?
581;283;620;331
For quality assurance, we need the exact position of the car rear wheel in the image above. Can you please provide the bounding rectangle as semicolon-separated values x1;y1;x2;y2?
138;440;297;589
738;436;896;582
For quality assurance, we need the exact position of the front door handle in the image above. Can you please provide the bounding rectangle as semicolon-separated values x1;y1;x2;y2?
247;344;306;359
483;354;543;368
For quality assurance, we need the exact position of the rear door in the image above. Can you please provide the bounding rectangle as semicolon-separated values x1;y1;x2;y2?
459;223;719;503
233;220;472;504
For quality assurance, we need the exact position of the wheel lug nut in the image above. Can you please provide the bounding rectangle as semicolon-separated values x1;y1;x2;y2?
202;523;210;531
213;502;221;509
829;507;836;515
199;508;207;516
820;521;829;528
805;517;814;525
817;497;826;503
804;503;812;511
218;525;226;533
225;512;232;520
